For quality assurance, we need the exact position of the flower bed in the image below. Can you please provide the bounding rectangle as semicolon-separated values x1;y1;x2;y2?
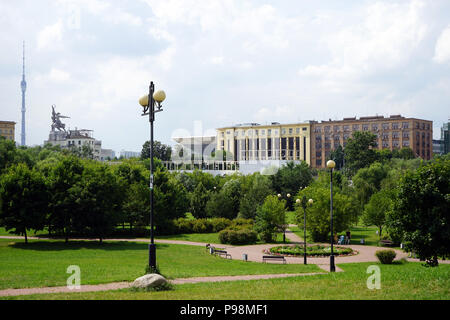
268;245;356;257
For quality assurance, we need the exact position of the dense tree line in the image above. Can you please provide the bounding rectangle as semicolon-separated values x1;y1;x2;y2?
0;135;448;266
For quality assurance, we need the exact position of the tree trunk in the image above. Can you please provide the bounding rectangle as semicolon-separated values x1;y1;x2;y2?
24;229;28;244
379;226;382;240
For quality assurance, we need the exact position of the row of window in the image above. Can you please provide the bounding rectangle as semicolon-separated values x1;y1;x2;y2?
314;122;418;133
0;129;13;134
222;127;308;138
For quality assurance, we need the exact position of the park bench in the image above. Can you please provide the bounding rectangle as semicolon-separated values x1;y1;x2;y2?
379;240;394;247
214;249;232;259
262;255;286;264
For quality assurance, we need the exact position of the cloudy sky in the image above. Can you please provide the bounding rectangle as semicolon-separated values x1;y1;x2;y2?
1;0;450;153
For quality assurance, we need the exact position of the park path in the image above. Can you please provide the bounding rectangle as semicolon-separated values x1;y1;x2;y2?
0;273;327;297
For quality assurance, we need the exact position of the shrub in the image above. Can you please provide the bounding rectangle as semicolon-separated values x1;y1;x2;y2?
219;228;257;245
376;249;397;264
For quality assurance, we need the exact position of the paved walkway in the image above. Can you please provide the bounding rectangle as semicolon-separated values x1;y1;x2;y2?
0;273;327;297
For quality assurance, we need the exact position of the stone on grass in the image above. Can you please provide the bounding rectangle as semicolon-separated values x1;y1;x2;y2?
131;273;167;289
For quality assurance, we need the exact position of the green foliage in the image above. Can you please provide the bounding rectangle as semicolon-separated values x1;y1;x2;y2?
218;228;258;245
141;140;172;161
239;174;273;219
362;189;394;239
387;158;450;266
0;164;48;243
375;249;397;264
296;185;357;242
270;245;354;257
352;162;389;212
328;145;345;170
254;195;286;243
344;131;378;174
271;161;313;209
190;182;210;219
206;178;241;219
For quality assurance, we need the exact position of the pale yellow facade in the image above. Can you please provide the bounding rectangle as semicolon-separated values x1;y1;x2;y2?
0;121;15;141
216;122;311;165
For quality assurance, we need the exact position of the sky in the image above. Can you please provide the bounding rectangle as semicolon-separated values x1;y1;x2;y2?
1;0;450;153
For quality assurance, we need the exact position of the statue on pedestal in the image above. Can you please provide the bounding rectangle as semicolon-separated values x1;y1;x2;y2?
51;105;70;132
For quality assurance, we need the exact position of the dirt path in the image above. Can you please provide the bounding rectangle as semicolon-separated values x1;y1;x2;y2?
0;273;327;297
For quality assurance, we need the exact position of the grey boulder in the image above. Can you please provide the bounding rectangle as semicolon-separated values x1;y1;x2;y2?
131;273;167;289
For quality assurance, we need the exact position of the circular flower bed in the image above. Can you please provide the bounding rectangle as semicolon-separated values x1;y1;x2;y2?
268;245;356;257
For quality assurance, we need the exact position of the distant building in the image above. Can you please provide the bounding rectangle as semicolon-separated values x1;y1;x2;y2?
119;150;140;159
0;121;15;141
45;128;103;160
310;115;433;168
441;120;450;155
100;149;115;161
433;139;444;155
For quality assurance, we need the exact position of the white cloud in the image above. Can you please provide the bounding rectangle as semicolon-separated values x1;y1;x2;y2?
37;21;64;50
433;25;450;64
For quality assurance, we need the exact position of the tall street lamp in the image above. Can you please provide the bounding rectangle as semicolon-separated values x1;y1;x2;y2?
296;196;313;265
278;193;290;243
139;81;166;271
327;159;336;272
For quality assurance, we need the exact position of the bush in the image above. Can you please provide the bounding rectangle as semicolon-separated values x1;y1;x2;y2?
171;217;245;234
219;228;258;245
376;249;397;264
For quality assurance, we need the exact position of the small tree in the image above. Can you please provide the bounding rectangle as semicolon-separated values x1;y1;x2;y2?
387;158;450;266
344;131;378;174
254;195;286;243
0;164;48;243
239;174;273;219
190;182;210;219
362;190;393;240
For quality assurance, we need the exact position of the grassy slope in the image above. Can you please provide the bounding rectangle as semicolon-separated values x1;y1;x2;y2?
4;262;449;300
0;239;319;290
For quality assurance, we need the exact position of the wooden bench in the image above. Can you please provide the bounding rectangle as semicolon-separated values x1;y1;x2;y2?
214;249;232;259
262;255;286;264
379;240;394;247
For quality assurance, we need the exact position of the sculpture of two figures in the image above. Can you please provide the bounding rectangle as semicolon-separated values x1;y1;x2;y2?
51;105;70;132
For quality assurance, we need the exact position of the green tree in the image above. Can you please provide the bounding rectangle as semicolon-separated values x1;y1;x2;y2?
47;155;85;242
0;136;18;173
141;140;172;161
0;164;48;243
362;190;394;240
328;145;345;170
190;182;210;219
387;158;450;266
271;161;313;209
344;131;378;174
77;161;125;243
239;174;273;219
352;162;389;213
297;186;356;242
254;195;286;243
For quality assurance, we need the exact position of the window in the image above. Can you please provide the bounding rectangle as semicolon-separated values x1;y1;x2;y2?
343;125;350;132
324;126;330;132
403;141;410;147
334;126;340;132
261;130;265;135
402;122;409;129
403;131;409;138
296;128;300;134
302;127;307;131
371;124;378;130
392;131;400;139
289;128;293;135
267;129;271;136
382;123;389;130
226;131;230;135
281;128;286;135
352;124;360;131
362;124;369;131
315;127;322;133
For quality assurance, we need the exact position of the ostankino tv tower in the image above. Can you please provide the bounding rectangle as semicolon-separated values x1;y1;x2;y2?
20;41;27;146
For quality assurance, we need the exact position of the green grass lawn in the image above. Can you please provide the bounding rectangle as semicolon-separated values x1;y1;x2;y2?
0;238;319;290
4;261;449;300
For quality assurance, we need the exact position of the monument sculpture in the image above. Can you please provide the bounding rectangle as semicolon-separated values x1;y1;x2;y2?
51;105;70;132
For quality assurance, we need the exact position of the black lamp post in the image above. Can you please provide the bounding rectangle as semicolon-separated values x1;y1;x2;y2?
327;159;336;272
139;81;166;271
296;196;313;265
278;193;290;243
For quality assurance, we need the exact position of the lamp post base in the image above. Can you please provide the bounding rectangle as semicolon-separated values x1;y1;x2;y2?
330;255;335;272
149;243;156;271
304;254;307;265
